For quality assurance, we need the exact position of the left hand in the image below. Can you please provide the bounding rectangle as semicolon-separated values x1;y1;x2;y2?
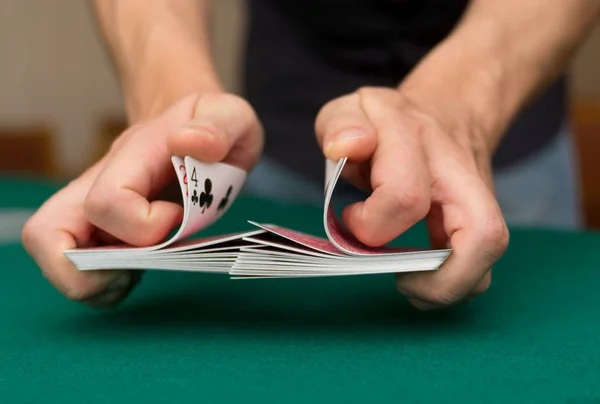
315;86;509;310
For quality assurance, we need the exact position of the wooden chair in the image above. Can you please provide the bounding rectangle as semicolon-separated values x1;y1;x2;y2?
0;125;56;177
571;98;600;229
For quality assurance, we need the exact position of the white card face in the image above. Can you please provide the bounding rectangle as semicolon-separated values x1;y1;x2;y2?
171;156;188;210
65;156;247;255
324;159;338;193
177;156;246;240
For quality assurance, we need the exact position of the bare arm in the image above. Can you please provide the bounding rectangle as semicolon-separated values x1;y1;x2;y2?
398;0;600;152
93;0;222;123
313;0;600;310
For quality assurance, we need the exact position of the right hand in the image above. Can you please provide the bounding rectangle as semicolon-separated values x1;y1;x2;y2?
22;93;264;308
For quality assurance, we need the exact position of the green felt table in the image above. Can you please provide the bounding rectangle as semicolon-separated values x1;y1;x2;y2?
1;175;600;403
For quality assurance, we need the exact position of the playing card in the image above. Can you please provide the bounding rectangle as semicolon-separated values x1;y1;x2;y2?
65;229;264;269
322;157;436;256
65;154;452;279
172;156;189;205
241;236;341;258
66;157;247;255
247;221;344;256
175;156;247;242
64;157;256;274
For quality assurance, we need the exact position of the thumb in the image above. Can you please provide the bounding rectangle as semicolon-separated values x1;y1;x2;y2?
85;92;263;247
315;92;377;163
168;93;264;171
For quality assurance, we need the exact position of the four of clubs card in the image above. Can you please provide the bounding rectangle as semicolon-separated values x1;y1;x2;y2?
189;167;233;214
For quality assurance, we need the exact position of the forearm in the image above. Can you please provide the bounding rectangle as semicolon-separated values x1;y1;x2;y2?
398;0;600;151
94;0;222;123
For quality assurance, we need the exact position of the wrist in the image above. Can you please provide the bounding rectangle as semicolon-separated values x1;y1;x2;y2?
124;40;223;123
399;0;600;153
124;57;223;124
109;10;223;123
397;29;517;154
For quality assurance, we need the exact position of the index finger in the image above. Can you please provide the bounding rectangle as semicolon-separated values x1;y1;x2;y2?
84;126;184;247
21;164;136;306
395;168;509;308
340;88;432;246
83;97;202;247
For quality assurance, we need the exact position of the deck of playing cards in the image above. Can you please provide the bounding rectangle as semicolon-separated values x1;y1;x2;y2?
65;156;451;278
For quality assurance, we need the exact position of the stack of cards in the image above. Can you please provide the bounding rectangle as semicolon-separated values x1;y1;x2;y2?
65;156;451;278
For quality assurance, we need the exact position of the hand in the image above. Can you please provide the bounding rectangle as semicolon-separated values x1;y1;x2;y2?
22;93;263;307
315;87;509;310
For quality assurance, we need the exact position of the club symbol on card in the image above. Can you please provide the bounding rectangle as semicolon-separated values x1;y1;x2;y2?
191;189;199;205
199;178;213;213
218;186;233;211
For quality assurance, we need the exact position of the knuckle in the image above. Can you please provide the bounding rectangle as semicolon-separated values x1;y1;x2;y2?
357;86;398;105
63;284;96;302
84;185;113;224
315;97;346;134
408;299;432;311
106;123;145;158
212;93;255;117
42;253;99;302
131;229;162;247
59;266;109;302
479;214;510;257
400;277;468;307
409;274;493;308
20;218;38;251
421;286;464;307
63;286;87;302
356;86;379;97
315;99;335;121
472;274;492;296
109;128;133;154
393;188;430;217
351;225;380;247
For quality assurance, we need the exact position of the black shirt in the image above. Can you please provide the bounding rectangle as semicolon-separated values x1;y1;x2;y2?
243;0;566;183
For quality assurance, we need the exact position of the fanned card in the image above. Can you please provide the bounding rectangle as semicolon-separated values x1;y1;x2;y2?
65;157;451;278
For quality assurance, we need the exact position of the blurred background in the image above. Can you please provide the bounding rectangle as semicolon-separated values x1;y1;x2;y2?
0;1;599;227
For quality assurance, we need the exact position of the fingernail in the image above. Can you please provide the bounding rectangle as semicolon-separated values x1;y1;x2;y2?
324;129;366;155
